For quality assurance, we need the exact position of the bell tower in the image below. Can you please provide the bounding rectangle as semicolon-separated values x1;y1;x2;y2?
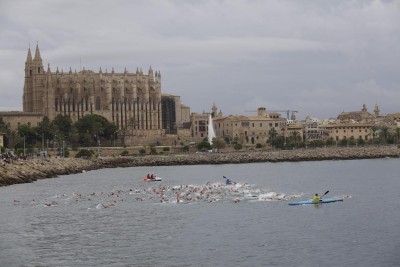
23;44;46;113
23;46;33;111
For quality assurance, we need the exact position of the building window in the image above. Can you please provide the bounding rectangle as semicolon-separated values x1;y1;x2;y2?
95;97;100;110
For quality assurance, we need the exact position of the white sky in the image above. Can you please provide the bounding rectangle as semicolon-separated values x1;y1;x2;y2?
0;0;399;119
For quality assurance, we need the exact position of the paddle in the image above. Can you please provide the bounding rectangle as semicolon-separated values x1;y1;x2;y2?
319;190;329;200
223;176;236;185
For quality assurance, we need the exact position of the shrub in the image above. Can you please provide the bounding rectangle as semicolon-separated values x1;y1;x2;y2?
139;148;146;155
75;149;94;158
121;150;129;156
234;143;242;150
256;143;262;149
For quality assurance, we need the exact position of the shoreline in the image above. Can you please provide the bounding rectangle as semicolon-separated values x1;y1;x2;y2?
1;146;399;187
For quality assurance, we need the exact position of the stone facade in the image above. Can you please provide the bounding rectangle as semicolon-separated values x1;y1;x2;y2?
0;111;44;132
213;107;287;145
23;45;163;134
323;123;374;141
190;112;211;139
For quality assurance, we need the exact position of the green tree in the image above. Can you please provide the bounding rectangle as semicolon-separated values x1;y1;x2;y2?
287;131;302;148
338;138;348;147
0;117;10;147
75;149;94;158
348;136;357;146
74;114;117;146
308;140;325;148
357;137;365;146
378;126;389;144
17;124;37;147
326;137;336;147
212;137;226;151
268;127;277;143
52;115;73;138
271;135;285;149
197;140;211;151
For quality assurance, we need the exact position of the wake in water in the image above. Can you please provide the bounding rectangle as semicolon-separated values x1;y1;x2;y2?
12;182;301;209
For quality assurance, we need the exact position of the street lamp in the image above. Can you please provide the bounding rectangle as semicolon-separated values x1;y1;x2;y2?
37;133;45;157
18;131;26;157
41;133;44;154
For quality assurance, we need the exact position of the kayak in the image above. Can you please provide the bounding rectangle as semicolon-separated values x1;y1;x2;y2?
144;177;162;181
288;198;343;206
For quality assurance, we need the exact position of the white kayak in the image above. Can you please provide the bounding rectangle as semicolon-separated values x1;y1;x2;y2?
143;176;162;181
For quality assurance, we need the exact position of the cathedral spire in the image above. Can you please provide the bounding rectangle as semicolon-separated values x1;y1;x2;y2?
25;47;33;64
33;43;43;63
46;64;52;81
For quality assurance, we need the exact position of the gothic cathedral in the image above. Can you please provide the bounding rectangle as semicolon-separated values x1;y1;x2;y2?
23;45;163;134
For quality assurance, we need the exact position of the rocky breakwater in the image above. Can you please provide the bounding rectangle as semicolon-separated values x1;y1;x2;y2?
1;146;399;187
97;146;400;167
0;158;98;186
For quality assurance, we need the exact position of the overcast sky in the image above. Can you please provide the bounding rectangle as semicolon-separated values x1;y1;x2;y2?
0;0;399;119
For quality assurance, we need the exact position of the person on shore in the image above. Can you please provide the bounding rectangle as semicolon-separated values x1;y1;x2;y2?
312;193;320;202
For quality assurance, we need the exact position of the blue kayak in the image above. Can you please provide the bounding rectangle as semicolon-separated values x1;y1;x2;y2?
288;198;343;206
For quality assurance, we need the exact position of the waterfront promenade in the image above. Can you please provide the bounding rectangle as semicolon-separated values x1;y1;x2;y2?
1;146;399;187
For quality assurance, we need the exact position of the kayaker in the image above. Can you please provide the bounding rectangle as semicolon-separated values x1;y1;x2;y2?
312;193;320;202
225;177;231;185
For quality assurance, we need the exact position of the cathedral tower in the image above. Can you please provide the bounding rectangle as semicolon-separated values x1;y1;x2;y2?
23;44;46;113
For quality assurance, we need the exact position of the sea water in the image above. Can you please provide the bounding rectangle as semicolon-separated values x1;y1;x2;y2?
0;158;399;266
